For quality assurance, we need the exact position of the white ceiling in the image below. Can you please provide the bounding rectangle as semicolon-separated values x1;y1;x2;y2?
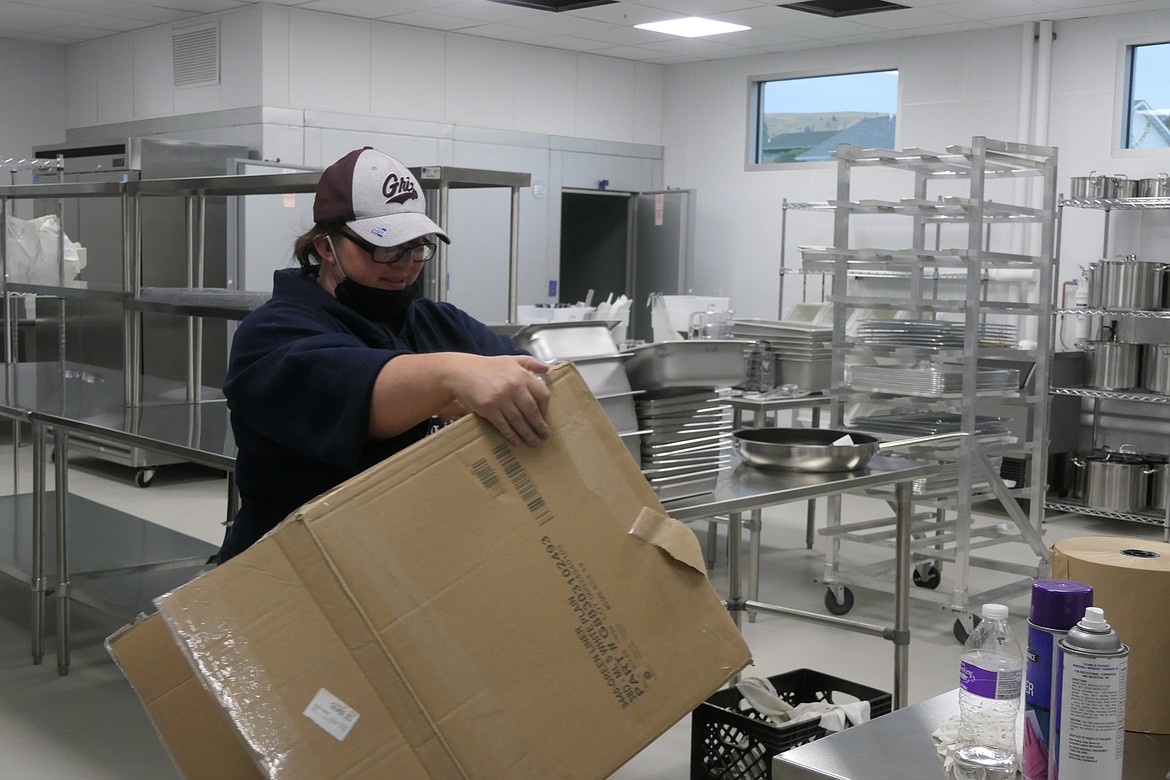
2;0;1170;63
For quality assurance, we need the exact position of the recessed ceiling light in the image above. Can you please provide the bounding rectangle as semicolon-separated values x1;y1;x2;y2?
634;17;751;38
781;0;908;19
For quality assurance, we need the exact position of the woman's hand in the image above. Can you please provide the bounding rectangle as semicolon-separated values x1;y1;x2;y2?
443;355;551;446
371;353;552;447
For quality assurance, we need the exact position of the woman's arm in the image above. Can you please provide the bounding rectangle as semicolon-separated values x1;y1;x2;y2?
369;352;551;447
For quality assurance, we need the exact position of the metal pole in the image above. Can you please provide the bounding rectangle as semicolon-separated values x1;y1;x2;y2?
509;185;520;323
30;421;45;664
54;427;70;675
894;480;912;710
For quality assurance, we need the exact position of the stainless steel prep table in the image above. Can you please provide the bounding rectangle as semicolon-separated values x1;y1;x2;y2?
0;362;224;668
663;454;940;709
728;392;832;553
19;369;234;674
773;688;1170;779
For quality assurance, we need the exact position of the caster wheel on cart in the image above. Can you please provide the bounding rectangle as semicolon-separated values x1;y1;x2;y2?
134;468;156;488
953;613;982;644
824;586;854;616
913;563;942;590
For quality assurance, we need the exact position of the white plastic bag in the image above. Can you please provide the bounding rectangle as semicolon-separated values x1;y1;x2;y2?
5;214;86;285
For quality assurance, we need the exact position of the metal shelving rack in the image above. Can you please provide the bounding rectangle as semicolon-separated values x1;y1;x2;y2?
806;138;1056;639
1;166;531;399
1047;196;1170;540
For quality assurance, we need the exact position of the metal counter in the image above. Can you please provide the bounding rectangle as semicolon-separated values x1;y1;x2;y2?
29;398;235;674
0;362;232;674
663;454;940;709
773;689;1170;779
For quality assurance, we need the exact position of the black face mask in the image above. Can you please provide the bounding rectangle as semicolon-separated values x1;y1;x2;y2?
334;278;421;324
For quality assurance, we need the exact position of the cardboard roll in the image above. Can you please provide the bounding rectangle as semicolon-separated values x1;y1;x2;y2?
1051;536;1170;734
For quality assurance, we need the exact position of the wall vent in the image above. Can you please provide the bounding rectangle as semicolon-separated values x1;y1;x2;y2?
172;24;220;88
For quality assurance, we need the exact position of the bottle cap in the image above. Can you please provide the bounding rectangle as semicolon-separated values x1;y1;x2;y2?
1079;606;1108;630
981;603;1009;620
1029;579;1094;630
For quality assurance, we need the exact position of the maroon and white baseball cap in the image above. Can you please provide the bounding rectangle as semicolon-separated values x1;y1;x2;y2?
314;147;450;247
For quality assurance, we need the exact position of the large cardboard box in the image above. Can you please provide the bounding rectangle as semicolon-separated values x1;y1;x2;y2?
108;363;751;779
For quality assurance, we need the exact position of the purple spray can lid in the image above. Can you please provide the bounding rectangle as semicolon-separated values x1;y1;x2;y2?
1029;578;1093;630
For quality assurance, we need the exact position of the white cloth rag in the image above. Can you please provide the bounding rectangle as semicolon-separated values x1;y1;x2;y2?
931;714;962;772
735;677;871;734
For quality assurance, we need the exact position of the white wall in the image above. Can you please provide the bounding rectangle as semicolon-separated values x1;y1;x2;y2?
61;5;667;321
0;38;66;162
662;9;1170;322
56;7;1170;323
1048;11;1170;283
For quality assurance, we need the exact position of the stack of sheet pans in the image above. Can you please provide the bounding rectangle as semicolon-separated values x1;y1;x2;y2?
635;389;733;501
849;412;1009;437
732;319;833;392
844;364;1019;397
856;319;1018;348
846;412;1014;496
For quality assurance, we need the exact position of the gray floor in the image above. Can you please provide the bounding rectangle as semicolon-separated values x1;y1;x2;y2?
0;430;1161;779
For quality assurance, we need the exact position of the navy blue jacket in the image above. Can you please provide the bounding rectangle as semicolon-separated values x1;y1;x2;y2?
218;267;522;561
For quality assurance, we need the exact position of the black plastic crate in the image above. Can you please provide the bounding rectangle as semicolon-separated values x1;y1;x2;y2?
689;668;892;780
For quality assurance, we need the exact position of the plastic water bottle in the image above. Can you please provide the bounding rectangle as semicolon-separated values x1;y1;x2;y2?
954;603;1024;780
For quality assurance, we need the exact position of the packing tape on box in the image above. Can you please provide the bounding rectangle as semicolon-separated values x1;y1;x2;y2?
1050;535;1170;734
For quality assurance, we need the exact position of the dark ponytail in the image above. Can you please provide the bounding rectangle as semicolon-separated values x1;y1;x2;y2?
292;223;344;271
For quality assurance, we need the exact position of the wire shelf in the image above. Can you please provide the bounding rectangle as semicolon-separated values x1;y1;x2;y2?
1062;197;1170;210
1045;501;1169;529
1050;386;1170;403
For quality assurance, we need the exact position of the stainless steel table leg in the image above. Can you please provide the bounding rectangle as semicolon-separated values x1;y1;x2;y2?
31;421;45;664
54;427;70;676
747;509;761;623
894;481;912;710
728;511;743;630
805;498;816;549
805;404;822;550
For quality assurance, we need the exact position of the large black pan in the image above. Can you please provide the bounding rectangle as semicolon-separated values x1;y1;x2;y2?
732;428;965;472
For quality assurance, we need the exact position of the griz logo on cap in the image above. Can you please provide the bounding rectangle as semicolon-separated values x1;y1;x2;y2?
382;173;419;205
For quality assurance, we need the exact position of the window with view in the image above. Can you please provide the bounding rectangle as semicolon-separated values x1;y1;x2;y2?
751;70;898;165
1125;42;1170;149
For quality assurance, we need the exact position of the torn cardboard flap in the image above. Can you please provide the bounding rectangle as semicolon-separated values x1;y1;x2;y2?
628;505;709;576
113;363;750;780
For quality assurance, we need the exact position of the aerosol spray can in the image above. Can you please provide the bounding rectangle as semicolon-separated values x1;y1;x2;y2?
1022;579;1093;780
1054;606;1129;780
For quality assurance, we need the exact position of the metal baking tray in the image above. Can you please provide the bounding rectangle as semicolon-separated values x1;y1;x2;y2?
624;340;747;391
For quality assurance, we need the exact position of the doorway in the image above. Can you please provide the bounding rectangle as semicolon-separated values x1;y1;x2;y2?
558;190;632;307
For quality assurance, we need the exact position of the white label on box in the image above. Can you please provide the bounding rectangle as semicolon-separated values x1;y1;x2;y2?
303;688;361;741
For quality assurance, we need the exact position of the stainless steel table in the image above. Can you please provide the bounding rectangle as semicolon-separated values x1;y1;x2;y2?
0;362;236;674
727;392;833;555
29;399;235;673
728;392;829;430
773;689;1170;779
663;454;940;709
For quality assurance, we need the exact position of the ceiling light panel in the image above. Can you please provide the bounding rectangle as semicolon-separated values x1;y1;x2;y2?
635;17;751;38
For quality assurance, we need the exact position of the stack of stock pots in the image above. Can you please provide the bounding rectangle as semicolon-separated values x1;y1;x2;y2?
1068;447;1169;516
1069;171;1170;199
1069;175;1170;513
1079;256;1170;394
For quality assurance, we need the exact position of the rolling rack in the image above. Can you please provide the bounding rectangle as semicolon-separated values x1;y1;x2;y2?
803;138;1055;641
